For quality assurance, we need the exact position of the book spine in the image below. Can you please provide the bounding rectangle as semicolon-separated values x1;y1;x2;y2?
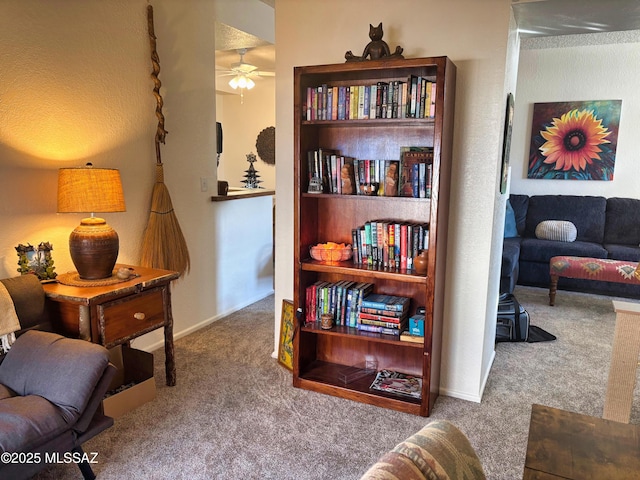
400;223;408;270
356;324;401;336
360;306;406;317
351;228;359;265
359;312;405;323
412;163;420;198
359;318;406;329
419;163;426;198
430;83;436;117
360;300;407;312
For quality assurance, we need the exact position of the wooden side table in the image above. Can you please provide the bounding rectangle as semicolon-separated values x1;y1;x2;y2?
43;264;180;386
524;404;640;479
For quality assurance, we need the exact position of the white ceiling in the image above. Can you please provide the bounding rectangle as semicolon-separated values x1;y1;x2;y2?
513;0;640;37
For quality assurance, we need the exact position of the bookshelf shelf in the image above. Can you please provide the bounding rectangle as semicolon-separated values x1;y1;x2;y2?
293;56;456;417
301;260;427;284
296;361;422;415
301;323;425;348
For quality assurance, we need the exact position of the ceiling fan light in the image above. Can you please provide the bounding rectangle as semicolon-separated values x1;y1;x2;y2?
246;78;255;90
229;76;239;89
237;75;248;89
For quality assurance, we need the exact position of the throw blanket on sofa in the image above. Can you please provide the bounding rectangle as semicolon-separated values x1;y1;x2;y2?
0;283;20;353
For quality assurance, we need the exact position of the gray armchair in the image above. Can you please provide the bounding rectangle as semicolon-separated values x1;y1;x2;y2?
0;275;116;480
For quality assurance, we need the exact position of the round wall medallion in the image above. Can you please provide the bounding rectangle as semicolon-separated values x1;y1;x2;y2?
256;126;275;165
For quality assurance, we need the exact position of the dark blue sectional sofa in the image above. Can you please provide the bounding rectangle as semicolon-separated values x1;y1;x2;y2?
501;194;640;298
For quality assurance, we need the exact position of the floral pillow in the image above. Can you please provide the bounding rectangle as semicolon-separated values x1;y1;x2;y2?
535;220;577;242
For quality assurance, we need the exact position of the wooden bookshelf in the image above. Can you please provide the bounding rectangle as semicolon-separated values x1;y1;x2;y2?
292;56;456;416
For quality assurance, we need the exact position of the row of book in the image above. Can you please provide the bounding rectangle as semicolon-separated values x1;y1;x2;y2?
304;76;436;121
305;281;374;326
351;220;429;271
306;146;433;198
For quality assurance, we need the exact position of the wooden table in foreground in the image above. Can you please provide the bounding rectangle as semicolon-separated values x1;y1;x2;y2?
524;404;640;479
43;264;180;386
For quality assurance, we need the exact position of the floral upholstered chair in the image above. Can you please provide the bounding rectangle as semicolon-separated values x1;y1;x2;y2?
360;420;486;480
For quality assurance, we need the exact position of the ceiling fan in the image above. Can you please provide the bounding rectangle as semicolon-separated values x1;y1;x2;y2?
217;48;275;91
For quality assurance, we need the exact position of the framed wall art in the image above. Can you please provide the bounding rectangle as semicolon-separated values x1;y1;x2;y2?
278;299;294;371
527;100;621;180
500;93;514;194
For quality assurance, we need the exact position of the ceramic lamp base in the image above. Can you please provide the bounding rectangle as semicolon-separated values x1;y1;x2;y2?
69;217;119;280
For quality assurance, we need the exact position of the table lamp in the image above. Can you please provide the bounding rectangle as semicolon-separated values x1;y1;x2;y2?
57;164;126;280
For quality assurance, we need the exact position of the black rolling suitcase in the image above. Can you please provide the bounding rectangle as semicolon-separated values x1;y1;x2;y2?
496;293;529;342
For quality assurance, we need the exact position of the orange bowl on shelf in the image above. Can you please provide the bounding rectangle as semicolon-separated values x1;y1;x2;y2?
310;243;353;262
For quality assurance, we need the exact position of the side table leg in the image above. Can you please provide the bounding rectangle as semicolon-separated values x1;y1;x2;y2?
164;287;176;386
549;275;558;306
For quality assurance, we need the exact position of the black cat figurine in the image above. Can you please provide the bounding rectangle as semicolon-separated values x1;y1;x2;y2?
345;23;404;62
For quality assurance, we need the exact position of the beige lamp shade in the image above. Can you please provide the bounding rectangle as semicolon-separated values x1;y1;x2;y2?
57;165;126;280
57;167;126;213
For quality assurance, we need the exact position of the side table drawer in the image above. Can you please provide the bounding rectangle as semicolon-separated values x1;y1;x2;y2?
98;287;166;347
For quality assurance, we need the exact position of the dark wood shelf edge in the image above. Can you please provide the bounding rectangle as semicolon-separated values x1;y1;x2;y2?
301;118;435;127
294;370;423;416
210;188;275;202
301;193;431;202
301;324;423;348
301;260;427;283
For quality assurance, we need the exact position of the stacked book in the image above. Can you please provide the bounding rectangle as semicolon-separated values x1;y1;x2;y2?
305;281;374;327
356;293;410;337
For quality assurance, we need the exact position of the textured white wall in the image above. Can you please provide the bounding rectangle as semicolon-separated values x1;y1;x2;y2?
274;0;514;402
0;0;275;354
510;31;640;199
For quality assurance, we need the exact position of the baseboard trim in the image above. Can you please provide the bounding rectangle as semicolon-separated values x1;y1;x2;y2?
439;349;495;404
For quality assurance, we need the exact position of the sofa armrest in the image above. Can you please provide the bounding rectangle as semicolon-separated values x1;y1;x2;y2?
360;420;486;480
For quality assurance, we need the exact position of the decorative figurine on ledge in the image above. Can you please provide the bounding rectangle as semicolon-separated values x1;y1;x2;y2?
345;23;404;62
242;152;263;189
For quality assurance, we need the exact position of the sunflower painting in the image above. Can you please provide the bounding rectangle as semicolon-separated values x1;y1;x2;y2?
528;100;621;180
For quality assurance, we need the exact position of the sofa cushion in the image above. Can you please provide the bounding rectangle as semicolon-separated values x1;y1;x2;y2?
524;195;607;243
504;201;518;238
605;244;640;262
0;331;109;425
0;394;69;453
519;238;608;263
535;220;577;242
509;194;529;236
604;197;640;245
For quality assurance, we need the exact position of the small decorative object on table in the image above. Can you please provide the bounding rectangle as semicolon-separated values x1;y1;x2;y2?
320;313;334;330
310;242;352;263
345;23;404;62
15;242;57;281
242;152;262;188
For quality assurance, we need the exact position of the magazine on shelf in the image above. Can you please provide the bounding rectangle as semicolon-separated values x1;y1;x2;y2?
369;369;422;399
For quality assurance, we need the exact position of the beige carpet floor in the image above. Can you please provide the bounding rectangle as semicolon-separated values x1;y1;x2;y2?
32;286;640;479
